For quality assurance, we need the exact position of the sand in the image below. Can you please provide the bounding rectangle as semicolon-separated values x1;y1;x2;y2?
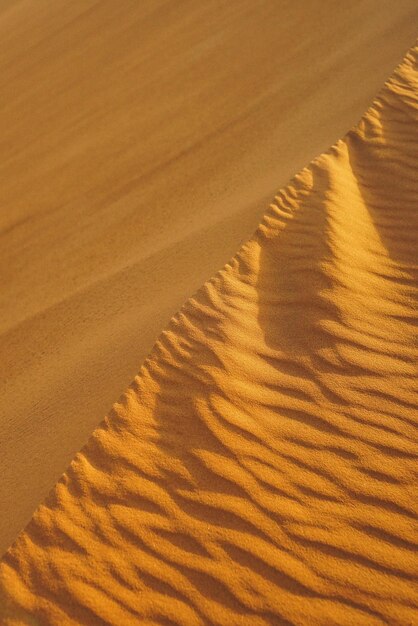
1;41;417;626
1;0;418;561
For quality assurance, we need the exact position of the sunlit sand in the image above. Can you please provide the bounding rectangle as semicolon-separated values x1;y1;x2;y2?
1;41;417;626
1;0;417;560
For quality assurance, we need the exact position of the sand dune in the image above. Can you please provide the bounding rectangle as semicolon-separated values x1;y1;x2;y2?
1;43;417;625
1;1;418;555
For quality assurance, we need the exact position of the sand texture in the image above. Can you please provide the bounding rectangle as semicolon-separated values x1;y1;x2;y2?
1;1;418;555
1;42;417;626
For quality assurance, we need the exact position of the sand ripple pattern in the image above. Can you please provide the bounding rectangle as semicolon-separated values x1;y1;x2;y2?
1;45;417;626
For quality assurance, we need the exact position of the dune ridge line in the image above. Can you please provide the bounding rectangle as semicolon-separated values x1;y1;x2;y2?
0;42;417;626
2;0;418;558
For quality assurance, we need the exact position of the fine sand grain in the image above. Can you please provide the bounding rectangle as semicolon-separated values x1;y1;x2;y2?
1;0;418;558
1;43;417;626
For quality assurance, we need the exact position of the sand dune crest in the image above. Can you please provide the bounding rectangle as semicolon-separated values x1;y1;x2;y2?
1;0;418;554
1;41;417;626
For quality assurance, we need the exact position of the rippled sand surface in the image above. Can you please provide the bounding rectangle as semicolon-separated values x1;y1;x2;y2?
1;1;418;555
1;43;417;626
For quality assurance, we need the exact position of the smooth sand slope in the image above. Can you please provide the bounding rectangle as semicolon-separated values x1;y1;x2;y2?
1;1;418;555
1;44;417;626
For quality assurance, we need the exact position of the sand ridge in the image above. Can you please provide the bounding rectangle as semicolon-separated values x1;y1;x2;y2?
1;0;418;555
1;43;417;626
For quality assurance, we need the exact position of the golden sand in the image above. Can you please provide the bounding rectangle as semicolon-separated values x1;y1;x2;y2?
1;1;418;556
1;42;417;626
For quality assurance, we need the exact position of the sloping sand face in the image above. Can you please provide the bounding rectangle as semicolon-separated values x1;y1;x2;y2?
1;1;418;556
1;45;417;626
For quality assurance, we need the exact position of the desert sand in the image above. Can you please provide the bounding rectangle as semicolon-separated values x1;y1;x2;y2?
1;0;418;561
1;39;417;625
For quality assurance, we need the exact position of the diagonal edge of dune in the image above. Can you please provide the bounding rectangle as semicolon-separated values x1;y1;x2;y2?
0;42;417;626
